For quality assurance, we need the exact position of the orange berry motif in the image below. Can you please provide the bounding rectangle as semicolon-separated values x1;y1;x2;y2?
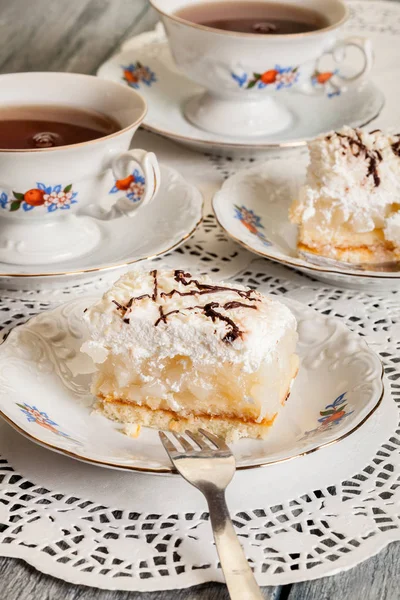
115;174;135;191
242;221;258;235
23;188;46;206
322;410;346;425
260;69;278;85
234;204;271;247
301;392;354;441
123;69;138;84
317;72;334;84
121;62;156;90
240;65;299;90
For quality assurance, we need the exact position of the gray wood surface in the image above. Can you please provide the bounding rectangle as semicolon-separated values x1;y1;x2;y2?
0;0;398;597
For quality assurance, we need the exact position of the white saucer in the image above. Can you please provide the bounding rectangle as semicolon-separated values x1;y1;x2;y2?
213;157;400;292
97;41;383;155
0;164;203;289
0;296;383;474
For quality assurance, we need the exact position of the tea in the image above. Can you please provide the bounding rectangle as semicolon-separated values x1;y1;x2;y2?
174;1;329;35
0;105;120;150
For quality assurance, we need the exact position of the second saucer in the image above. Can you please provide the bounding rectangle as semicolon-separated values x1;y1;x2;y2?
97;41;383;155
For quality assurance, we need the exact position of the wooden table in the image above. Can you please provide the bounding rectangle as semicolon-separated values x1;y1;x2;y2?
0;0;398;597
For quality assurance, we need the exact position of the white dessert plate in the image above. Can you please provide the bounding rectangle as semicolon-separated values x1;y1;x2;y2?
0;296;383;474
0;165;203;289
97;42;384;155
213;156;400;292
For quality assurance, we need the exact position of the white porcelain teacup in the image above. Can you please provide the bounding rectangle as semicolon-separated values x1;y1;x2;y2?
0;72;160;266
150;0;373;137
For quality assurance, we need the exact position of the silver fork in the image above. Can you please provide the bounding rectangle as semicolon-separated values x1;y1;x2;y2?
159;429;263;600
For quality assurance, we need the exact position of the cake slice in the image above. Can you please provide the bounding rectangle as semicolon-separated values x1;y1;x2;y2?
289;127;400;265
82;269;298;442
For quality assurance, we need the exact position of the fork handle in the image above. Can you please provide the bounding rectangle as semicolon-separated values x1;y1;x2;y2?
205;487;264;600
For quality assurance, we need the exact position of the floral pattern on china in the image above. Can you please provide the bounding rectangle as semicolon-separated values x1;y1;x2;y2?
109;168;146;202
232;65;299;90
311;69;341;97
121;62;156;89
0;183;77;212
17;402;81;444
232;66;340;97
234;204;271;246
301;392;354;441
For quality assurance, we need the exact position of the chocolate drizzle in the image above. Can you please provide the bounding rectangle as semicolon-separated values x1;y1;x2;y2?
112;299;126;312
111;272;158;323
392;139;400;157
151;269;158;301
200;302;241;343
154;306;180;327
223;301;257;311
336;131;382;187
161;270;258;301
112;270;260;344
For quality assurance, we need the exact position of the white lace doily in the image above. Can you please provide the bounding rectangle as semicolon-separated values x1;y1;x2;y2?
0;1;399;592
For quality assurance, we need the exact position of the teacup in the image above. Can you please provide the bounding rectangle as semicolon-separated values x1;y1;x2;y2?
0;72;160;266
150;0;373;137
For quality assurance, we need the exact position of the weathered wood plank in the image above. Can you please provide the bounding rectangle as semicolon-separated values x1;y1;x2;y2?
0;555;280;599
0;0;155;75
287;542;400;600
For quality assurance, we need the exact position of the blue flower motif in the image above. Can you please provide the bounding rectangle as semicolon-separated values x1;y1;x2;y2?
109;169;146;202
36;182;52;194
0;192;8;209
231;72;248;88
311;69;340;98
132;168;145;185
232;64;299;90
326;392;347;410
234;204;271;247
2;183;77;213
234;205;264;228
18;403;58;426
122;62;157;89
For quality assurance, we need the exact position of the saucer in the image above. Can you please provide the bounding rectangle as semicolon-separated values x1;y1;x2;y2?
213;157;400;292
0;164;203;289
97;41;384;155
0;296;383;474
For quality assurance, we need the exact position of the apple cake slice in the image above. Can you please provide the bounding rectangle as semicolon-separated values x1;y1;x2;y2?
82;269;298;442
290;127;400;266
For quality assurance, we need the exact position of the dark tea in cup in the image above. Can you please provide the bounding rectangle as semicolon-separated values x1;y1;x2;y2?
174;0;329;35
0;105;120;150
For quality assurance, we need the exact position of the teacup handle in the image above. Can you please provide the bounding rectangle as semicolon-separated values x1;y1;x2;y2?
83;149;160;220
305;36;373;96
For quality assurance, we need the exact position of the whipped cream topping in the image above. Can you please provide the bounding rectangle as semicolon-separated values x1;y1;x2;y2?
290;127;400;244
83;269;297;374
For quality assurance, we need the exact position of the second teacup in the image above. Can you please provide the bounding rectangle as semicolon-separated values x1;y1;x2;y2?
150;0;373;137
0;72;160;266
